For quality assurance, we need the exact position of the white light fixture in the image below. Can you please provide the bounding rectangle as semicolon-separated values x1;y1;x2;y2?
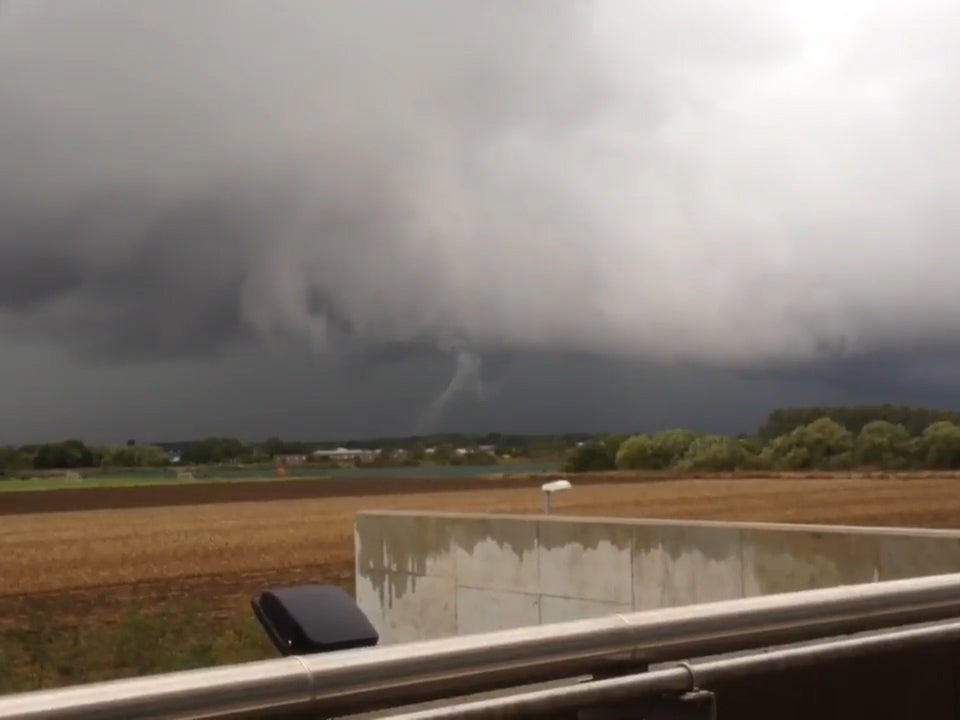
541;478;572;515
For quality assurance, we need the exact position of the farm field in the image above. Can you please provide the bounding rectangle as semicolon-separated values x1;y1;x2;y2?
4;471;960;693
0;461;560;493
0;473;568;513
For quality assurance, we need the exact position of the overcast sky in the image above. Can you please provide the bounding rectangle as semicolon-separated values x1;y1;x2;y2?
1;1;959;444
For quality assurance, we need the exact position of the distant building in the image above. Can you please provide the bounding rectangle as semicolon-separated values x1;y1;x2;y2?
276;453;308;466
311;447;378;462
453;446;495;456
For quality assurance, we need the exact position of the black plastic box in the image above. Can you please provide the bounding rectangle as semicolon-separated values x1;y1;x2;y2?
251;584;379;655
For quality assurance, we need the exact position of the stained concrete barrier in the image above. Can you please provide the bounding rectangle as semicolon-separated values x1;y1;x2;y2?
354;511;960;644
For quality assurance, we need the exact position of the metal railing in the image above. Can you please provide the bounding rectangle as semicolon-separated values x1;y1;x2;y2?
384;617;960;719
4;573;960;719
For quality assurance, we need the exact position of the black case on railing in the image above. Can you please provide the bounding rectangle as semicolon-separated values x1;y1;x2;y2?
252;584;379;655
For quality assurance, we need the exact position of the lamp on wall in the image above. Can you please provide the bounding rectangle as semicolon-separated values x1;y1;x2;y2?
541;478;572;515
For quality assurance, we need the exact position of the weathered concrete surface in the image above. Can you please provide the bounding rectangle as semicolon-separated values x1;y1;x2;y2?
355;511;960;644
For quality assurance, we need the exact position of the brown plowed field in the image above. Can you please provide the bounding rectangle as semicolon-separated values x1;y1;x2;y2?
3;471;960;690
0;473;625;515
6;471;960;607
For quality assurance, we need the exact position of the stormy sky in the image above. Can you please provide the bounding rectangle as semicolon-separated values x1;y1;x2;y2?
1;1;959;444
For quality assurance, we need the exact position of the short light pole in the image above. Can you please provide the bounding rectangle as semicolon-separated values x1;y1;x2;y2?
541;478;572;515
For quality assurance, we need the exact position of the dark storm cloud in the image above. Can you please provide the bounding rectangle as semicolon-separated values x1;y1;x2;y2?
0;193;254;360
2;0;960;434
0;339;832;444
741;343;960;409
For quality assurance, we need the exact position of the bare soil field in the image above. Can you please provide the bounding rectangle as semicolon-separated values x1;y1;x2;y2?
3;471;960;691
0;473;563;514
6;471;960;615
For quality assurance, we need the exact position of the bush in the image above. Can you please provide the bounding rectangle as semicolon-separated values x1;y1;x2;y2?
825;451;857;470
920;421;960;469
802;418;854;464
615;435;657;469
33;440;94;469
563;442;616;473
616;430;699;470
600;434;627;458
854;421;912;468
678;435;748;471
762;417;853;470
0;446;32;474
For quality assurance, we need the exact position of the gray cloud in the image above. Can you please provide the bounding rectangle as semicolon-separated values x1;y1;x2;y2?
0;194;253;360
2;0;960;440
0;338;838;444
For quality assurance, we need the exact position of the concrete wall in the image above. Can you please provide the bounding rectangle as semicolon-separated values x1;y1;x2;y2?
354;511;960;644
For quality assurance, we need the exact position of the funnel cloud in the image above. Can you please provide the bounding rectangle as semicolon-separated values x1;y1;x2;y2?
1;1;959;441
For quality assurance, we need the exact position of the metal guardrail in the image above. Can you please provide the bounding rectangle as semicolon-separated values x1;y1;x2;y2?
4;573;960;719
384;617;960;719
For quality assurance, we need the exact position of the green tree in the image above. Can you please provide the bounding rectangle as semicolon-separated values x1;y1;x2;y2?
759;404;960;440
259;437;306;457
601;434;627;458
0;446;31;475
920;421;960;469
99;444;169;468
134;445;170;467
181;438;245;464
803;417;854;466
432;444;454;463
99;446;137;468
762;417;853;470
33;440;94;469
615;435;657;469
262;437;286;458
737;435;764;455
408;443;427;462
854;421;911;468
563;442;616;473
616;430;699;470
653;429;700;467
678;435;748;471
760;434;807;469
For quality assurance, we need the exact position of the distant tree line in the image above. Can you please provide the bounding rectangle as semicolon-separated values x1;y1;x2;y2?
0;440;175;474
564;405;960;473
0;437;278;474
319;432;591;458
0;432;585;475
757;404;960;440
154;433;585;465
9;405;960;475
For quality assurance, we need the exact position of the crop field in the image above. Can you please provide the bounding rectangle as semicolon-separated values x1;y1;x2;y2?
4;471;960;693
0;461;560;493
